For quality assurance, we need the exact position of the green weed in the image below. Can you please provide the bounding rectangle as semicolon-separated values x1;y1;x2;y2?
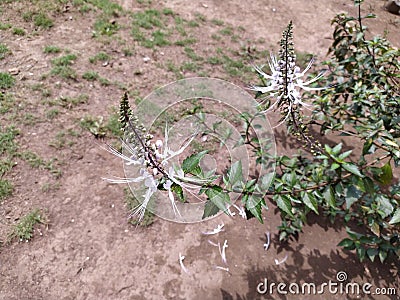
0;23;11;30
0;44;10;60
46;108;59;119
82;71;99;81
57;94;88;108
0;93;15;114
211;19;224;26
12;27;25;36
8;209;47;242
50;54;78;79
94;18;119;36
174;37;197;47
0;126;19;155
0;179;13;202
34;12;53;29
89;52;110;63
43;45;61;54
0;73;15;89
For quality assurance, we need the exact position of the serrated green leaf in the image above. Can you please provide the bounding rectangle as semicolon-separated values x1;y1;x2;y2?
338;150;352;160
245;194;264;223
302;192;318;214
331;163;340;170
362;139;373;155
260;172;275;190
205;185;230;214
182;151;208;174
332;143;343;155
377;195;394;218
374;162;393;185
276;195;293;217
324;144;332;154
363;177;375;194
345;185;362;209
227;161;243;188
323;186;336;208
389;208;400;225
342;163;364;177
202;200;220;219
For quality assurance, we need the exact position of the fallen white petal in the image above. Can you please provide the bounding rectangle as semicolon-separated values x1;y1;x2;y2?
207;240;219;247
202;223;224;235
233;204;246;219
179;253;190;274
215;266;229;272
263;231;270;251
274;254;288;265
219;240;228;265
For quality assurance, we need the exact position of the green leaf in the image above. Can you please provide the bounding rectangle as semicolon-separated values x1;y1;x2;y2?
260;172;275;190
345;185;362;209
374;162;393;185
182;151;208;174
379;250;388;263
227;161;243;188
302;192;318;214
338;238;354;249
363;177;375;194
245;195;264;223
331;163;340;171
342;163;364;177
323;186;336;208
389;208;400;225
338;150;352;160
276;195;293;217
205;185;230;214
202;200;220;219
370;221;380;237
362;139;373;155
366;248;378;262
332;143;343;155
357;247;366;262
377;195;394;218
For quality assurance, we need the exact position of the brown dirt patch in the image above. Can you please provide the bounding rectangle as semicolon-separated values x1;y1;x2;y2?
0;0;399;299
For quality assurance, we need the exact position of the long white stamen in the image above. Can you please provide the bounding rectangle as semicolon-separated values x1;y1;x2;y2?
215;266;229;272
264;231;270;250
202;223;224;235
274;254;288;265
179;253;190;274
219;240;228;264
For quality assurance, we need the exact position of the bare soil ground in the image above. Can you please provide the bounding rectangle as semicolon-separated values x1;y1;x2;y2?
0;0;399;299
